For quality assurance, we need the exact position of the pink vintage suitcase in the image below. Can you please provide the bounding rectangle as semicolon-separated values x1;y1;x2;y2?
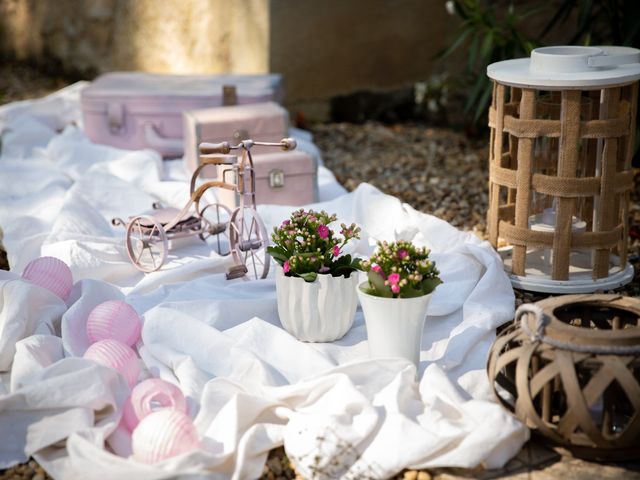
183;102;289;173
200;150;318;208
81;72;283;157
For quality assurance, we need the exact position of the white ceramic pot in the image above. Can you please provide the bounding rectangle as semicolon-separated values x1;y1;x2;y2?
275;266;358;342
357;284;433;368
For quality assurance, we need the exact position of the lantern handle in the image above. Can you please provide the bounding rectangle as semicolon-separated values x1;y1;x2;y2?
516;303;640;355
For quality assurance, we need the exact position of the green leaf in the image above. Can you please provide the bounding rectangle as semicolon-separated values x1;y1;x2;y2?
351;257;363;270
359;286;378;296
335;254;351;266
480;30;494;61
467;31;480;72
421;278;443;295
463;75;487;114
299;272;318;283
367;271;392;298
265;246;288;265
266;245;288;256
438;27;471;59
332;264;359;277
400;286;424;299
472;82;493;123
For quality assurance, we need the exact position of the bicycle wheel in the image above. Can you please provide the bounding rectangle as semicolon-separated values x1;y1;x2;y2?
228;207;270;279
125;215;168;273
198;202;232;256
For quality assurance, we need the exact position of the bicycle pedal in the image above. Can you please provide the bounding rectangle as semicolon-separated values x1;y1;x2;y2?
225;264;248;280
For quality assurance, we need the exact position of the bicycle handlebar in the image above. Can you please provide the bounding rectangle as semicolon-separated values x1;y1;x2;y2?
199;137;296;155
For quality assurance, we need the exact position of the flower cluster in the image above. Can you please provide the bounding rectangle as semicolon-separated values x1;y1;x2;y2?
360;240;442;298
267;209;361;282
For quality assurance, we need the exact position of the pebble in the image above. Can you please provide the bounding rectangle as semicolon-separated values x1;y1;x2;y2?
266;457;283;476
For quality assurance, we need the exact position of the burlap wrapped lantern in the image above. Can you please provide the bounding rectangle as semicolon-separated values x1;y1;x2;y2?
487;46;640;292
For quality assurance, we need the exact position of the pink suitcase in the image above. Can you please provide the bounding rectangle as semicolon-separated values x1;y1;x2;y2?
205;150;318;209
81;72;283;158
183;102;289;173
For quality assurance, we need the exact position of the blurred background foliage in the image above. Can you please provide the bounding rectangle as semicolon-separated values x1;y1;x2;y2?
440;0;640;137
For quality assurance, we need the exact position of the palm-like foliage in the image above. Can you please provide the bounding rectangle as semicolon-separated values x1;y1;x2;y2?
439;1;539;125
441;0;640;144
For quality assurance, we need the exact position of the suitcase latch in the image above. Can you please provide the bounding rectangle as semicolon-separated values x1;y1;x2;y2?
107;103;124;134
269;169;285;189
223;85;238;106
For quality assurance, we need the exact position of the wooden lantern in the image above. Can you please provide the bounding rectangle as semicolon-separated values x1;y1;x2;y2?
486;46;640;293
487;294;640;460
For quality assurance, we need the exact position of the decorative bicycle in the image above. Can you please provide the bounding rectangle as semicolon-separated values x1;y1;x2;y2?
112;137;296;279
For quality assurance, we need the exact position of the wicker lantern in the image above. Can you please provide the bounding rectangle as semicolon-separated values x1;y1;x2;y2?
487;295;640;460
487;46;640;293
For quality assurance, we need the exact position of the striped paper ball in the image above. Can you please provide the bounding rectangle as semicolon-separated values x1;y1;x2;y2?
132;410;201;463
83;339;140;388
86;300;142;347
123;378;188;431
22;256;73;301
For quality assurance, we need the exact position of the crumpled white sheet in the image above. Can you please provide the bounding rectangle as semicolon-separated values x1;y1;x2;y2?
0;84;528;479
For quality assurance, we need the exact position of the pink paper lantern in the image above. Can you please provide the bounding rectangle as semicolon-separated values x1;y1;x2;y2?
83;339;140;388
123;378;188;431
22;256;73;301
86;300;142;347
132;410;201;463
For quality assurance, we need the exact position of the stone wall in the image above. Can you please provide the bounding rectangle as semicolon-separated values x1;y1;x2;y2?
0;0;269;74
0;0;468;118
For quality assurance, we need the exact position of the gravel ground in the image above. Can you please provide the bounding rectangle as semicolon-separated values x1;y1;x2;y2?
312;121;640;306
1;63;640;480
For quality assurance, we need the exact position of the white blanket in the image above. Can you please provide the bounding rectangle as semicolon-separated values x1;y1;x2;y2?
0;84;527;479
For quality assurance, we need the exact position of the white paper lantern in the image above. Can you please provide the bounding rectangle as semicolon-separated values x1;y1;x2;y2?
83;339;140;388
132;410;201;463
22;256;73;301
123;378;188;431
86;300;142;347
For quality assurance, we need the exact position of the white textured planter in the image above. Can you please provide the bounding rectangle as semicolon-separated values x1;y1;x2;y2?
275;266;358;342
357;285;433;368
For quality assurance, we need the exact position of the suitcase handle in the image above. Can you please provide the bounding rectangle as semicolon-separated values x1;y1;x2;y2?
143;123;183;156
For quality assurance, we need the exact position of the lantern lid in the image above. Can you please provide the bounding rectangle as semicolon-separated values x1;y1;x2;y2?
487;46;640;88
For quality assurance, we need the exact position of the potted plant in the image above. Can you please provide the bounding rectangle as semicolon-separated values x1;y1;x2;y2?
358;240;442;368
267;209;362;342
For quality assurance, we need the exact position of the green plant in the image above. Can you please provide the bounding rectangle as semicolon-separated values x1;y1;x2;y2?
539;0;640;163
441;0;640;154
266;209;361;283
541;0;640;47
440;0;539;126
359;241;442;298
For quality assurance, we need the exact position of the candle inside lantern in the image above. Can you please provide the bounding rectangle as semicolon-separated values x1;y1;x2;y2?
529;207;587;271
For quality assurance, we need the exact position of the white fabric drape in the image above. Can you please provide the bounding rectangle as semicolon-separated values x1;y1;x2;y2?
0;85;527;479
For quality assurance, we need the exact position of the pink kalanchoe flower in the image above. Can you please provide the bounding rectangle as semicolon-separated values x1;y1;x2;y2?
283;261;290;273
391;284;400;294
332;245;340;257
317;225;329;239
371;264;382;273
397;249;408;259
388;273;401;285
281;219;290;226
